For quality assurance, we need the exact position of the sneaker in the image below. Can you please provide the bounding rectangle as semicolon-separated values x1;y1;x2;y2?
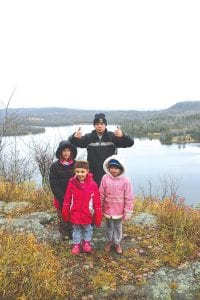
104;242;112;252
71;244;81;255
115;244;123;255
82;241;92;253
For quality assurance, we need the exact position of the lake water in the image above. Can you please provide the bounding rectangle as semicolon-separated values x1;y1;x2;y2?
3;125;200;207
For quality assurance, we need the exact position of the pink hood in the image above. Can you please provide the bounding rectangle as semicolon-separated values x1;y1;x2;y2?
103;154;126;177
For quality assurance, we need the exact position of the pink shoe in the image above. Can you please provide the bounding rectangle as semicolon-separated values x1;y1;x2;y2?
104;242;112;252
82;241;92;253
71;243;81;255
115;244;123;255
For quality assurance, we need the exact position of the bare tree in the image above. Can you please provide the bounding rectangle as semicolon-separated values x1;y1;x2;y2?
139;178;153;200
31;141;55;187
0;88;36;183
0;147;35;183
0;87;16;153
139;175;182;202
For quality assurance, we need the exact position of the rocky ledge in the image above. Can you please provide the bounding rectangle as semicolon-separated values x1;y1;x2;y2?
0;201;199;300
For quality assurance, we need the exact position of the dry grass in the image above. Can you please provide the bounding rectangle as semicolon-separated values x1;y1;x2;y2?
0;181;53;213
0;232;69;299
133;197;200;266
0;182;199;299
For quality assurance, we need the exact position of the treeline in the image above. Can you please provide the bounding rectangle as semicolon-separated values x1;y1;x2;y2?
0;111;45;137
1;101;200;143
121;113;200;144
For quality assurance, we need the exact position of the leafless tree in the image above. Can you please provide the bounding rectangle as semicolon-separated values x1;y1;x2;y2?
0;88;36;183
139;175;181;202
30;140;55;187
139;178;153;200
0;147;35;183
0;87;16;153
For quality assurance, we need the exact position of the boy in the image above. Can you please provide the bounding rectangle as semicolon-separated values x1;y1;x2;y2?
69;113;134;186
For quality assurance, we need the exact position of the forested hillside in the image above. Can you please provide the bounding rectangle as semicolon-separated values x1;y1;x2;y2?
167;101;200;114
0;101;200;143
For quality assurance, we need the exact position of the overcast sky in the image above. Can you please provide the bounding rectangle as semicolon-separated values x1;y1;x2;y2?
0;0;200;111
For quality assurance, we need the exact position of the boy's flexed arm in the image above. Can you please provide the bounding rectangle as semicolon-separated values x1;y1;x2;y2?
68;127;90;148
112;126;134;148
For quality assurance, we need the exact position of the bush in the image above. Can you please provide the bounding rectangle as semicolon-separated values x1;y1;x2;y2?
0;181;53;212
0;231;68;299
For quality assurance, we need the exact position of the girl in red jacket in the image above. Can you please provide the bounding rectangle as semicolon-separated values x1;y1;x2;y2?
62;160;102;255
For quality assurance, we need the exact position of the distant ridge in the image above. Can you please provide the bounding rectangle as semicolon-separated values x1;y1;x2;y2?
168;101;200;113
1;101;200;127
2;100;200;114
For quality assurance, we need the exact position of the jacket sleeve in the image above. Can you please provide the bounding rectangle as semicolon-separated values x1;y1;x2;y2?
92;182;102;227
124;178;134;214
110;132;134;148
68;133;90;148
99;176;106;212
62;182;72;222
49;164;63;203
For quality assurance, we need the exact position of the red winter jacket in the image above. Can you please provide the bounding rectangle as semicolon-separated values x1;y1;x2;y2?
62;173;102;226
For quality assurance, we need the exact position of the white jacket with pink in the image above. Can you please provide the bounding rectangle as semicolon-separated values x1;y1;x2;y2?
99;155;134;219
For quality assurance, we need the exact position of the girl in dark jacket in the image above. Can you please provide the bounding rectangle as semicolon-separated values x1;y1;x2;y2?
49;140;77;240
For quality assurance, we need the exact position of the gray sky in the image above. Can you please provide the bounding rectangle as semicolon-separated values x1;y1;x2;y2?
1;0;200;111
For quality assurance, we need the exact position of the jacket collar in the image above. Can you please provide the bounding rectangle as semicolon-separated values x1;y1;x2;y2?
92;128;108;137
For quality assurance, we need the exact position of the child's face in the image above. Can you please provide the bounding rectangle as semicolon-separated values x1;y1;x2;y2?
94;122;106;135
75;167;89;181
61;148;71;161
108;166;122;177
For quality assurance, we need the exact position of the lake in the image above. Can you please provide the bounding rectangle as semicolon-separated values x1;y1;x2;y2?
3;125;200;207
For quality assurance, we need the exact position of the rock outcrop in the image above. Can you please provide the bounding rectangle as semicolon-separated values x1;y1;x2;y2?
1;201;200;300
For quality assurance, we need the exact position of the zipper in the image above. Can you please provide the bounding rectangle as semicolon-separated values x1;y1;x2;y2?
80;185;84;221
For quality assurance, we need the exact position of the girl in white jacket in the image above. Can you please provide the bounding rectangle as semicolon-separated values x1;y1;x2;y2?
99;155;134;254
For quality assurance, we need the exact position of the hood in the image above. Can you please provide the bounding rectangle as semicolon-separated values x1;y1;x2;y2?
55;140;77;159
103;155;126;177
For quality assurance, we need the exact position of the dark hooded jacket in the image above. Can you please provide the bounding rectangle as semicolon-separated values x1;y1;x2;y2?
49;140;77;207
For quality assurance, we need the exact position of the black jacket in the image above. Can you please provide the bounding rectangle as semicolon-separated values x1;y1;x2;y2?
69;129;134;185
49;160;75;207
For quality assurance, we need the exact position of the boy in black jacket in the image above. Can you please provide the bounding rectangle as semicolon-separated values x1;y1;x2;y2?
69;113;134;186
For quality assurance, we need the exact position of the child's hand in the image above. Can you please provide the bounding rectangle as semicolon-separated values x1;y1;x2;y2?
114;126;123;138
95;221;101;228
74;127;82;139
62;207;70;222
123;213;132;221
95;224;101;228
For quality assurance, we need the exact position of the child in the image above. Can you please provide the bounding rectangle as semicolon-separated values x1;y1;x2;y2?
62;160;102;255
49;140;77;240
99;155;134;254
69;113;134;186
